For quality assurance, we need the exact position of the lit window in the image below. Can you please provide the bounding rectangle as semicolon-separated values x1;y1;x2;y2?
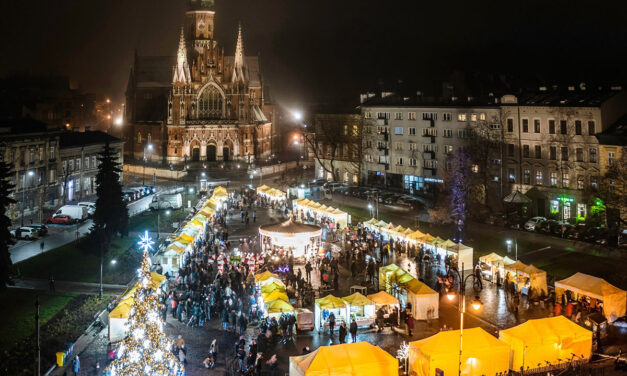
457;113;467;121
364;112;371;119
395;127;403;135
408;112;416;120
536;170;543;185
550;172;557;187
479;113;486;121
577;203;586;219
394;112;403;120
608;151;616;166
472;165;479;173
577;176;584;190
562;172;569;188
470;114;477;122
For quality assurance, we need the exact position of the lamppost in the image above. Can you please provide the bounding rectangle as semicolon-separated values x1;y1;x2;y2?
506;238;518;261
445;263;483;376
21;170;34;226
368;203;374;218
143;143;153;185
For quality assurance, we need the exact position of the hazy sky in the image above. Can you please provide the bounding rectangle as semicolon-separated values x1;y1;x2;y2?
1;0;626;107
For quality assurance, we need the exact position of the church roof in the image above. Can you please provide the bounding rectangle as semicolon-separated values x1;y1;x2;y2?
134;55;175;88
224;56;261;88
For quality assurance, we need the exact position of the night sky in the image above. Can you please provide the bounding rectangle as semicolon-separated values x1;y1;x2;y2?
1;0;626;106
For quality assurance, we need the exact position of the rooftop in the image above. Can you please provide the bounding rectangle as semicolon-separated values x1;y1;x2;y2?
596;114;627;146
0;118;59;135
360;92;499;108
59;131;122;148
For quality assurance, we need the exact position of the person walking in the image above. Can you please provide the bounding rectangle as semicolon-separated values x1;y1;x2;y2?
305;261;312;282
349;318;358;342
407;312;414;336
339;321;347;344
328;312;336;335
48;273;55;293
71;355;80;376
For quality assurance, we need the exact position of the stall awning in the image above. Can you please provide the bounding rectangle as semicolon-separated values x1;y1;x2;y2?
342;292;374;307
260;282;286;294
255;270;280;282
289;341;398;376
265;299;294;313
479;252;504;264
555;272;626;322
315;294;346;310
368;291;399;306
263;290;289;303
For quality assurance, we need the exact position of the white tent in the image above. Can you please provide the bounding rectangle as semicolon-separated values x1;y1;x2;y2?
555;272;626;322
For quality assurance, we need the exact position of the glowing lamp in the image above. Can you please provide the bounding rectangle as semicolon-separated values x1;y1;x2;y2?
446;290;456;301
471;296;482;311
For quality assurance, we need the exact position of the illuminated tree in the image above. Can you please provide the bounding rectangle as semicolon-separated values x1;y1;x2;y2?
450;150;471;242
0;161;15;289
105;250;183;376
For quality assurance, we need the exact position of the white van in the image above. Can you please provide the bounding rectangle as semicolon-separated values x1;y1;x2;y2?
149;193;182;210
78;202;96;216
55;205;88;222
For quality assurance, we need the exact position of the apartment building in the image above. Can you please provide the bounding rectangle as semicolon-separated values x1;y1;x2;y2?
361;93;501;194
595;114;627;227
500;88;627;220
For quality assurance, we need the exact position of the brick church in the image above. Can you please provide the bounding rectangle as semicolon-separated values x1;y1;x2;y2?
124;0;274;163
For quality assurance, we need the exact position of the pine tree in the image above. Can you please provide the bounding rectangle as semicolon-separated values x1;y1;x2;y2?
105;251;183;376
0;161;16;289
93;142;128;242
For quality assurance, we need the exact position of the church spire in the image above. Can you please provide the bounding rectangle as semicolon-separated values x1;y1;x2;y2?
174;27;191;84
232;22;247;84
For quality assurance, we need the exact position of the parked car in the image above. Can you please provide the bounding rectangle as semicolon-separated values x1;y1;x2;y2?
524;216;547;231
143;185;156;194
24;224;48;236
10;226;40;240
551;220;572;235
78;201;96;216
122;190;138;201
129;187;145;198
54;205;88;222
46;214;73;225
149;193;183;210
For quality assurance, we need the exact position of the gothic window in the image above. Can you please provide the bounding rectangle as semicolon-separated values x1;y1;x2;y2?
198;85;223;119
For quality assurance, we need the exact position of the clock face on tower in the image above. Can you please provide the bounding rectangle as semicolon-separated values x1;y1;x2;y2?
198;22;205;30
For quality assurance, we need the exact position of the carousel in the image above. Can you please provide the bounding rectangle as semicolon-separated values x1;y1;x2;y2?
259;219;322;259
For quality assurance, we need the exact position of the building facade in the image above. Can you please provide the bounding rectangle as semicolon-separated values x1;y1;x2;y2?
311;113;362;185
125;0;273;164
0;119;123;223
361;93;501;195
500;89;627;220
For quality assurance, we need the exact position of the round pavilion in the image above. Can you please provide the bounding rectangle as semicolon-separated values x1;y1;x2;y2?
259;219;322;259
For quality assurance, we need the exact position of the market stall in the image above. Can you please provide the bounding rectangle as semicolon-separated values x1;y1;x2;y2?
254;270;283;287
478;252;504;281
292;198;349;228
499;316;592;371
555;272;627;322
368;291;400;307
314;294;348;332
379;264;439;320
259;219;322;259
504;260;548;296
342;292;376;327
289;341;398;376
258;186;287;203
445;242;474;271
108;272;166;342
409;327;510;376
264;299;295;318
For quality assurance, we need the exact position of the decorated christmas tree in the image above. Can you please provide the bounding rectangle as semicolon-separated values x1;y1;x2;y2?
105;247;183;376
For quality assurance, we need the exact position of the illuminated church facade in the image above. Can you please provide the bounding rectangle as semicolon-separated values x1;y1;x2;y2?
125;0;274;163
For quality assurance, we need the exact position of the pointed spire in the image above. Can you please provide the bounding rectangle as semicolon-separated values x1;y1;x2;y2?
232;22;247;84
174;27;191;84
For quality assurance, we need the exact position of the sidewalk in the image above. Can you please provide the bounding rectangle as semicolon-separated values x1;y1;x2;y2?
11;278;129;295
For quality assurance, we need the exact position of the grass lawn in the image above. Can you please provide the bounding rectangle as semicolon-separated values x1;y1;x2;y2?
0;288;77;350
14;236;138;284
128;207;191;234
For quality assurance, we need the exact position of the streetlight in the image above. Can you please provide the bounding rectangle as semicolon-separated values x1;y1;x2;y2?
157;209;171;239
110;259;117;265
21;170;34;226
143;143;153;185
292;110;303;121
506;238;518;261
368;203;374;218
446;263;483;376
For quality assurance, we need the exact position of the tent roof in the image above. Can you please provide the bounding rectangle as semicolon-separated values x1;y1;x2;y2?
403;278;438;295
379;264;400;273
109;298;133;319
364;218;378;225
441;239;457;248
290;341;398;375
262;290;290;303
259;219;322;235
375;220;388;227
342;292;374;307
368;291;399;305
500;315;592;345
411;327;509;355
260;282;285;294
555;272;626;301
265;299;294;313
257;184;270;192
408;229;427;240
212;186;227;197
422;234;436;242
255;270;280;282
503;190;532;203
316;294;347;309
480;252;504;263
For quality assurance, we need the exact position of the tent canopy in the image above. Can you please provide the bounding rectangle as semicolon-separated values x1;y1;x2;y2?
342;292;374;307
255;270;280;282
316;294;347;310
263;290;290;303
479;252;504;264
500;316;593;370
265;299;294;313
259;219;322;236
367;291;399;306
289;341;398;376
260;282;286;294
555;272;627;322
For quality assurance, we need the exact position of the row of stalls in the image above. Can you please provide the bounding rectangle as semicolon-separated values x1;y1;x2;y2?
108;272;167;341
478;252;548;297
363;218;473;272
409;316;593;376
256;185;287;203
254;271;297;320
378;264;439;320
158;186;229;276
313;290;402;332
292;198;349;228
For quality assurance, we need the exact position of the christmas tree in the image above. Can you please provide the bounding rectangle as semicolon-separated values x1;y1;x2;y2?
105;249;183;376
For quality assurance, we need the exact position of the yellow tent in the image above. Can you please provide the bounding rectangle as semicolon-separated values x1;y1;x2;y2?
289;341;398;376
421;233;436;243
262;290;290;303
505;260;548;295
109;296;133;319
265;299;294;314
315;294;346;310
165;243;186;254
499;316;592;370
213;186;227;197
257;184;270;192
408;229;427;241
440;239;457;248
410;327;510;376
378;264;401;292
479;252;504;264
260;282;286;294
555;272;626;322
367;291;399;306
255;270;280;282
177;233;194;243
342;292;374;307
